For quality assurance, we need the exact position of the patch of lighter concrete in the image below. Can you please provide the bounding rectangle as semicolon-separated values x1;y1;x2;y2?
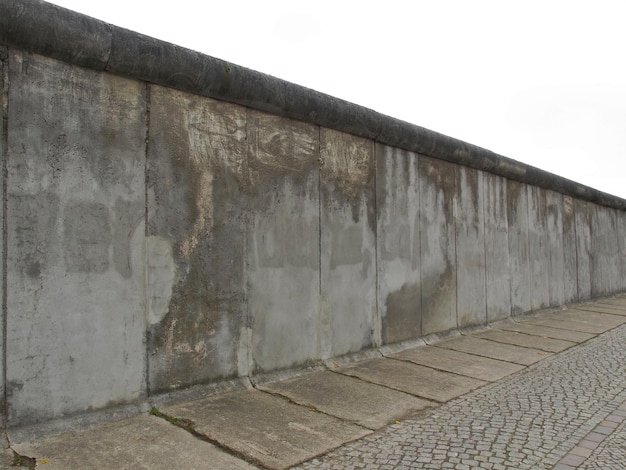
145;236;175;326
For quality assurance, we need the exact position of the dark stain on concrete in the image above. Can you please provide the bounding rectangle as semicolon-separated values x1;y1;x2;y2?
63;201;111;273
10;193;60;279
419;156;457;334
507;180;531;316
457;167;481;231
383;283;421;344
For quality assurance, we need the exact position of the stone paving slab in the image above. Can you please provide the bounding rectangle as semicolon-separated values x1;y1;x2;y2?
499;322;595;343
520;316;612;335
584;299;626;309
434;335;550;365
162;389;370;469
594;298;626;309
257;370;433;430
552;309;626;328
11;414;256;470
335;357;487;402
472;328;576;352
389;345;524;382
575;304;626;316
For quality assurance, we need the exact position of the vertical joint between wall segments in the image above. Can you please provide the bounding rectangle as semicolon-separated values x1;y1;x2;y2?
454;169;459;329
525;185;532;313
483;175;488;324
417;154;423;338
143;82;151;399
318;125;322;298
1;47;9;426
372;142;380;347
574;201;580;302
243;107;251;377
316;125;324;360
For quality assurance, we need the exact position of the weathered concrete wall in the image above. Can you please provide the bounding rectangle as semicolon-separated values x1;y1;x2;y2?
147;85;249;391
246;111;321;373
376;146;421;344
1;44;7;431
1;0;626;429
419;157;457;335
5;51;147;426
484;174;510;322
320;129;377;358
507;181;532;316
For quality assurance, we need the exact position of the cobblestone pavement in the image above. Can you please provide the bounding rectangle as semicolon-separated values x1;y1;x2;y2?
295;323;626;470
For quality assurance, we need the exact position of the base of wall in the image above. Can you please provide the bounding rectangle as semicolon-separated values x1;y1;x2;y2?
8;293;625;444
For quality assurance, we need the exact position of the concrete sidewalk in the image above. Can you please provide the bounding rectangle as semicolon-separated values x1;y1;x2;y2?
5;296;626;469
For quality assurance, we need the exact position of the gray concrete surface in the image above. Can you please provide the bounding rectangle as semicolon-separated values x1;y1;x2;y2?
576;304;626;316
12;414;257;470
574;199;593;299
484;173;511;323
419;156;457;335
591;206;621;296
471;329;576;353
3;0;626;430
552;309;626;329
524;310;626;334
257;370;432;430
6;50;147;426
376;145;422;344
507;180;532;316
246;110;322;374
498;322;595;342
528;185;551;311
6;298;626;469
161;389;370;469
547;191;566;307
389;346;524;382
336;357;487;402
146;85;250;389
0;44;6;433
455;166;486;328
562;195;578;303
522;314;621;335
434;335;550;366
319;128;377;358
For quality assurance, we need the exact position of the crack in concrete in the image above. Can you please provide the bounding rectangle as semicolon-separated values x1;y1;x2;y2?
3;433;35;469
148;407;268;469
11;449;36;469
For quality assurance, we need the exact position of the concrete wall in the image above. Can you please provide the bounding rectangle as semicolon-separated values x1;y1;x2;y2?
1;0;626;429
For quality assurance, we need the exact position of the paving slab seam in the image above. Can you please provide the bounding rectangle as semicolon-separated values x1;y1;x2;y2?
249;383;377;434
327;366;448;403
573;306;626;317
431;338;552;365
147;407;269;469
380;351;515;384
467;329;567;347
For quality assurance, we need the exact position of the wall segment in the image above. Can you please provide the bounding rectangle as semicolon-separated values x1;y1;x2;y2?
1;0;625;428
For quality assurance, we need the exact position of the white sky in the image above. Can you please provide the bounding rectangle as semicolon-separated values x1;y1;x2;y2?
49;0;626;199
